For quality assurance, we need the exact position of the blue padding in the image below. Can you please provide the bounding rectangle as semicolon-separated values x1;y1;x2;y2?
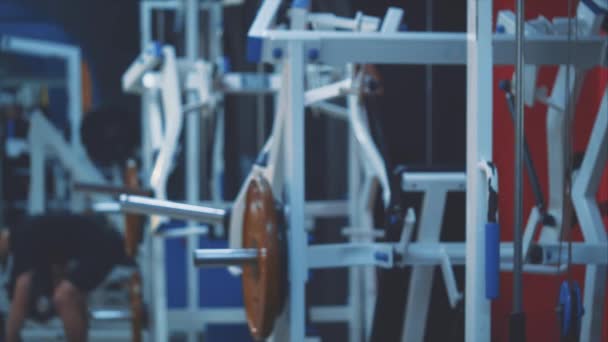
559;282;573;335
0;4;44;21
582;0;608;14
155;220;184;234
374;251;389;263
145;41;163;58
6;120;15;138
48;89;68;129
163;221;189;308
165;237;188;307
197;238;244;307
559;281;584;336
222;56;231;73
246;36;263;63
485;222;500;299
0;23;72;44
205;324;253;341
162;223;246;310
292;0;309;9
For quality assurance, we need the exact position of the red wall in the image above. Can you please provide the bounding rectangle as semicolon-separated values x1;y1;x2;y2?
491;1;608;341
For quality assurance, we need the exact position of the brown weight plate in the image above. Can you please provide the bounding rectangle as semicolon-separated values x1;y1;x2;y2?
124;160;143;258
242;175;282;340
129;272;143;342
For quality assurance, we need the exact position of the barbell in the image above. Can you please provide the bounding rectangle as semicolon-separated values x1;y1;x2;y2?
120;174;287;340
73;161;149;259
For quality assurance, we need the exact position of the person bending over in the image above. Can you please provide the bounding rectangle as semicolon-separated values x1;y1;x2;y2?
0;213;126;342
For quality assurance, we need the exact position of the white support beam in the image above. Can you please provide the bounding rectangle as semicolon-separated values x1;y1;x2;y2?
307;242;608;269
184;2;200;342
1;35;83;154
285;41;307;342
249;30;605;67
402;172;466;192
572;91;608;342
402;188;450;342
465;0;493;341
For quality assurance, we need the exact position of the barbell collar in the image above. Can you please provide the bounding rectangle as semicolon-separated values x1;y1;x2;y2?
119;194;226;225
193;248;259;267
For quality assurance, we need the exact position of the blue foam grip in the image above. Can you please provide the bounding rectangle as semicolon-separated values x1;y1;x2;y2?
153;41;163;57
246;36;263;63
292;0;309;9
559;281;584;336
222;56;231;73
485;222;500;299
559;282;572;335
7;119;15;138
374;251;389;263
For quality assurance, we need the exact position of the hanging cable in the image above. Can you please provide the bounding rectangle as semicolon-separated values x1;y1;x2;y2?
510;0;527;340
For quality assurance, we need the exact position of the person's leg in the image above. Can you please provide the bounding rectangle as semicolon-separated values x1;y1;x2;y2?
53;280;88;342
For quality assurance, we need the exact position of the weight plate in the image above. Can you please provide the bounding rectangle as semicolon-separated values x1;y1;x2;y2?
124;161;143;258
242;175;282;340
129;272;143;342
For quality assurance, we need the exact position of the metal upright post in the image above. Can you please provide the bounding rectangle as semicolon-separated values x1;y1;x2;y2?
210;1;225;204
510;0;526;340
425;0;434;167
67;49;82;153
346;64;364;342
573;91;608;341
185;1;201;341
465;0;493;341
140;3;169;341
286;40;307;342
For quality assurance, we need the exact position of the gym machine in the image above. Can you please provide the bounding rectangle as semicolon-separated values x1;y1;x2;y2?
114;0;608;340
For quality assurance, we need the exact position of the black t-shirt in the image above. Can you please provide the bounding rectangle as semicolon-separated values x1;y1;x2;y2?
7;213;124;297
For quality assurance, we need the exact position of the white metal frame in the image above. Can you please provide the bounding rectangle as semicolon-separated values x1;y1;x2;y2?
503;4;607;340
137;1;281;340
572;89;607;340
0;35;93;216
137;2;391;341
520;2;607;251
130;1;608;341
0;35;83;155
401;172;466;342
246;0;608;341
27;111;111;214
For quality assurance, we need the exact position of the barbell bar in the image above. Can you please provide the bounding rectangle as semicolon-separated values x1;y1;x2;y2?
193;248;259;267
119;194;228;226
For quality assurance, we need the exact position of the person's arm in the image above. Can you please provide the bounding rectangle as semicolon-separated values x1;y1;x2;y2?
6;272;32;342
